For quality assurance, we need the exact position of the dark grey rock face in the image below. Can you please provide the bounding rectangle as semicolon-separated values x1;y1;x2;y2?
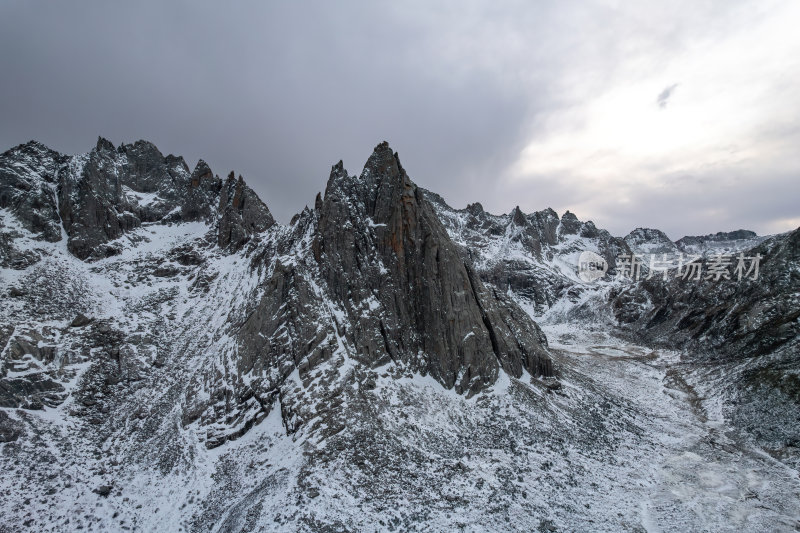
0;409;23;442
0;142;65;269
57;140;140;259
182;159;221;222
559;210;582;235
184;143;554;449
313;143;552;395
613;228;799;362
0;141;64;243
674;229;766;257
0;373;66;409
70;313;93;328
217;172;275;251
57;137;222;259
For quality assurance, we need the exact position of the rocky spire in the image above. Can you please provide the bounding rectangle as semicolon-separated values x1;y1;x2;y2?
217;171;275;250
96;136;115;152
511;206;527;226
314;142;553;395
190;160;213;187
466;202;484;216
558;210;581;235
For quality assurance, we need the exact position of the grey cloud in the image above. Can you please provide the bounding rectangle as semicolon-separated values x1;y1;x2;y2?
515;162;800;240
0;1;543;222
0;0;797;238
657;84;679;109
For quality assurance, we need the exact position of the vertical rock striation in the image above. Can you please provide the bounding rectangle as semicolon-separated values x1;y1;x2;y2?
313;142;552;395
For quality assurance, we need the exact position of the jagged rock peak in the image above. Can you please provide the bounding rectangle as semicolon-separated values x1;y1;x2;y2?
164;153;189;173
626;227;671;240
624;227;675;249
511;206;527;226
560;210;582;234
22;139;51;150
96;136;115;152
2;139;58;159
0;137;278;259
217;170;275;250
329;159;348;181
466;202;484;216
313;142;554;395
190;159;213;183
363;141;403;181
118;140;164;162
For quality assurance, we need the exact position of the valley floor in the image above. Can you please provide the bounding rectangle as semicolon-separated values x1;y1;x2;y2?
543;323;800;532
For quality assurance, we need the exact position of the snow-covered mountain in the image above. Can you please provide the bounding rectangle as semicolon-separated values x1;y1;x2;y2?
623;227;678;256
425;191;631;316
675;229;769;256
429;191;799;468
1;138;798;532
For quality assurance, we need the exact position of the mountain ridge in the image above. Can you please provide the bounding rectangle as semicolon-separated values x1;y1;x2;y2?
1;137;798;532
1;137;554;413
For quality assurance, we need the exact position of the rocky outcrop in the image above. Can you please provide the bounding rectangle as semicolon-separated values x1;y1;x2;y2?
182;159;221;221
624;227;679;256
57;139;143;259
56;137;227;259
0;142;65;268
0;137;275;261
189;143;555;446
0;141;64;243
313;143;552;395
0;374;66;410
217;172;275;251
0;409;22;442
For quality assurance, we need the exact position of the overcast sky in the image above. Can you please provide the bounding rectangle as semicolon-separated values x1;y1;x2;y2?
1;0;798;239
